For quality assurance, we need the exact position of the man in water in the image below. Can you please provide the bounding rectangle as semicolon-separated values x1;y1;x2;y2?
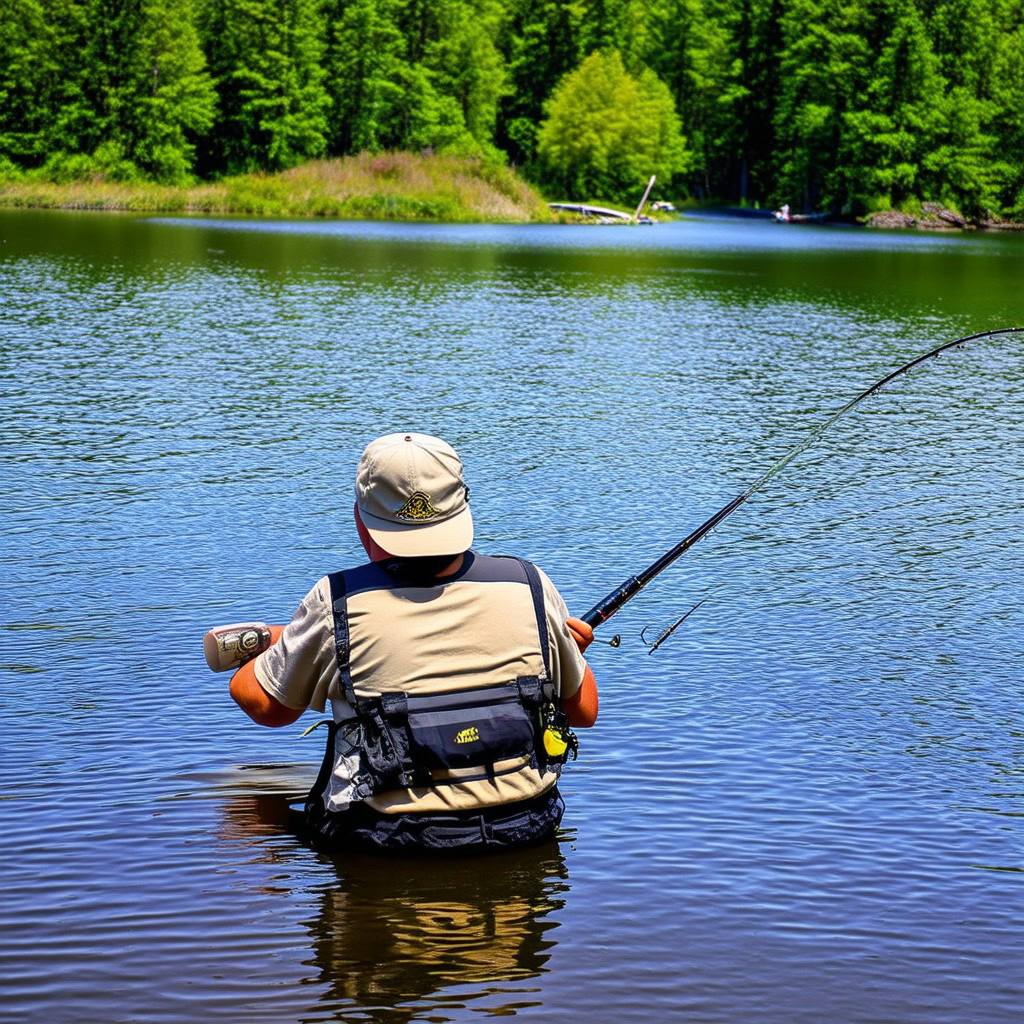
230;432;598;852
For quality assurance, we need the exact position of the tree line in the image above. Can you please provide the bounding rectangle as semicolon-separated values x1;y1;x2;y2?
2;0;1023;217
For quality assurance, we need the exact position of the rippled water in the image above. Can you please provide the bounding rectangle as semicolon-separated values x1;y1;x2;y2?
2;211;1023;1023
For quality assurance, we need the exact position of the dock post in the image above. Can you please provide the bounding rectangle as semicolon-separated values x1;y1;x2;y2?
633;175;656;222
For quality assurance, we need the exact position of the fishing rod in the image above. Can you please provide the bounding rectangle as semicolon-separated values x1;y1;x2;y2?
581;326;1023;634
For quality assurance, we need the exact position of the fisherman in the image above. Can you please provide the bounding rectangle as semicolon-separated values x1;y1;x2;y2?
229;432;598;852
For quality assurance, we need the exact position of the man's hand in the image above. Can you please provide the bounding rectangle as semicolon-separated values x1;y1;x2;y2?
566;616;594;654
228;624;302;727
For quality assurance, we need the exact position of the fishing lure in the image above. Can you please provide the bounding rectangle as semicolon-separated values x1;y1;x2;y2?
640;599;707;654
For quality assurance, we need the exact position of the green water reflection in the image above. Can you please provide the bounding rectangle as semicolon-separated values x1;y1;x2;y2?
3;210;1023;325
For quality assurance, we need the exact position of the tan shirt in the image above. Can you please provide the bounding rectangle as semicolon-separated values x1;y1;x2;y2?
254;553;586;813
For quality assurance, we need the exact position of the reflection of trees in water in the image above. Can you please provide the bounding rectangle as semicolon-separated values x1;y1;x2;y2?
220;792;570;1023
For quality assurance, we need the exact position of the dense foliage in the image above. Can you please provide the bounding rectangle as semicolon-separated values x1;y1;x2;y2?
2;0;1023;215
537;50;688;198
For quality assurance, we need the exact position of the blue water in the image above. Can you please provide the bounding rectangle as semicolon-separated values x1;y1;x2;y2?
1;210;1022;1023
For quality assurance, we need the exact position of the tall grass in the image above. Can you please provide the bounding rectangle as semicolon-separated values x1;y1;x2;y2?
0;152;555;223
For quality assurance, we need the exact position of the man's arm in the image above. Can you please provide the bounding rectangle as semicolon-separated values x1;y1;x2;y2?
563;617;598;728
228;626;304;727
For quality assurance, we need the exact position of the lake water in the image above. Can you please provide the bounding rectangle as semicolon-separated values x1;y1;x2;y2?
1;210;1022;1023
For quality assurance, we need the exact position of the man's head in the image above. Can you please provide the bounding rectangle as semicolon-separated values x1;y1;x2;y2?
354;432;473;559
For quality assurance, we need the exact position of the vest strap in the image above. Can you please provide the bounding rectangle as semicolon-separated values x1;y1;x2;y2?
326;570;357;706
515;675;545;705
517;558;551;682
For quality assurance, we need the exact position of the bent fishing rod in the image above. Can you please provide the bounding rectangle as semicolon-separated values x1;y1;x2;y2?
582;326;1023;637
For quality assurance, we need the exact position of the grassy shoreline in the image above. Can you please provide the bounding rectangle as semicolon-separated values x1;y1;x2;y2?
15;156;1013;232
0;152;558;223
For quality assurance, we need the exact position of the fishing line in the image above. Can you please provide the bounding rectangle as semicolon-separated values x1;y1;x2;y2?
582;326;1024;643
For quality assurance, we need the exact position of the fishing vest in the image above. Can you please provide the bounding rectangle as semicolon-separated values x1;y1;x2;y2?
307;554;575;819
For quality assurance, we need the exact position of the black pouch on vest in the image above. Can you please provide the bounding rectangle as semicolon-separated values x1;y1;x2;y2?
405;679;542;768
366;677;546;785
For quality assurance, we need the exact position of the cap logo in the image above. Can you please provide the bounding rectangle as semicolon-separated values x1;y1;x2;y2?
395;490;441;521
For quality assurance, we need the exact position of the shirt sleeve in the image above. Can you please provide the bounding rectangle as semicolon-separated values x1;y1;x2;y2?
537;567;587;700
253;576;337;714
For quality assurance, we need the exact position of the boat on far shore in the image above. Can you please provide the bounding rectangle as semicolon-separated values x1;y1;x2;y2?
773;203;828;224
702;205;857;226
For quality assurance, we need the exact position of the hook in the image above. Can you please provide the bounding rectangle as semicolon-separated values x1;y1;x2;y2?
640;599;707;654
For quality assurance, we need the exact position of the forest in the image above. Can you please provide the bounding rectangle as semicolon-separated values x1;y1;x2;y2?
2;0;1023;218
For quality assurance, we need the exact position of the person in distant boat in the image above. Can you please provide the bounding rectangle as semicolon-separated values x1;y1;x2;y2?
775;203;792;223
229;432;598;853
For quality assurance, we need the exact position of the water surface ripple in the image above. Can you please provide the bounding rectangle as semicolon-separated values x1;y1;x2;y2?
1;211;1022;1023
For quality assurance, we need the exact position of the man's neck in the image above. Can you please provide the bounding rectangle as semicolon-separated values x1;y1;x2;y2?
435;553;465;578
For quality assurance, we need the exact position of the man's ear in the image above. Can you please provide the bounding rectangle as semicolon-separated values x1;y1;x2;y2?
354;501;372;558
354;502;391;562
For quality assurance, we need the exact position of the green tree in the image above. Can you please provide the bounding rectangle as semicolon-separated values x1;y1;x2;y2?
989;4;1024;215
324;0;506;157
0;0;103;174
106;0;216;180
428;0;508;151
45;0;106;169
728;0;785;202
8;0;214;181
773;0;874;212
323;0;405;153
580;0;620;48
922;0;1006;216
645;0;744;199
199;0;329;173
836;0;946;214
73;0;147;177
0;0;56;166
537;49;689;200
496;0;584;168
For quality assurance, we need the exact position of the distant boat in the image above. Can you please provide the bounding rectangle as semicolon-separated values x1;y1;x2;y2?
773;203;827;224
700;205;858;227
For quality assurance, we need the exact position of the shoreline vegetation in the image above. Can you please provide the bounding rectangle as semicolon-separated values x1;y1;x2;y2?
2;157;1022;233
4;2;1024;232
0;154;558;223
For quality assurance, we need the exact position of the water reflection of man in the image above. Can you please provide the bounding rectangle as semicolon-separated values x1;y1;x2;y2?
229;433;598;853
307;844;568;1022
217;794;570;1022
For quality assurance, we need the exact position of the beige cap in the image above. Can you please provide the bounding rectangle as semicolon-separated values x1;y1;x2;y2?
355;433;474;557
